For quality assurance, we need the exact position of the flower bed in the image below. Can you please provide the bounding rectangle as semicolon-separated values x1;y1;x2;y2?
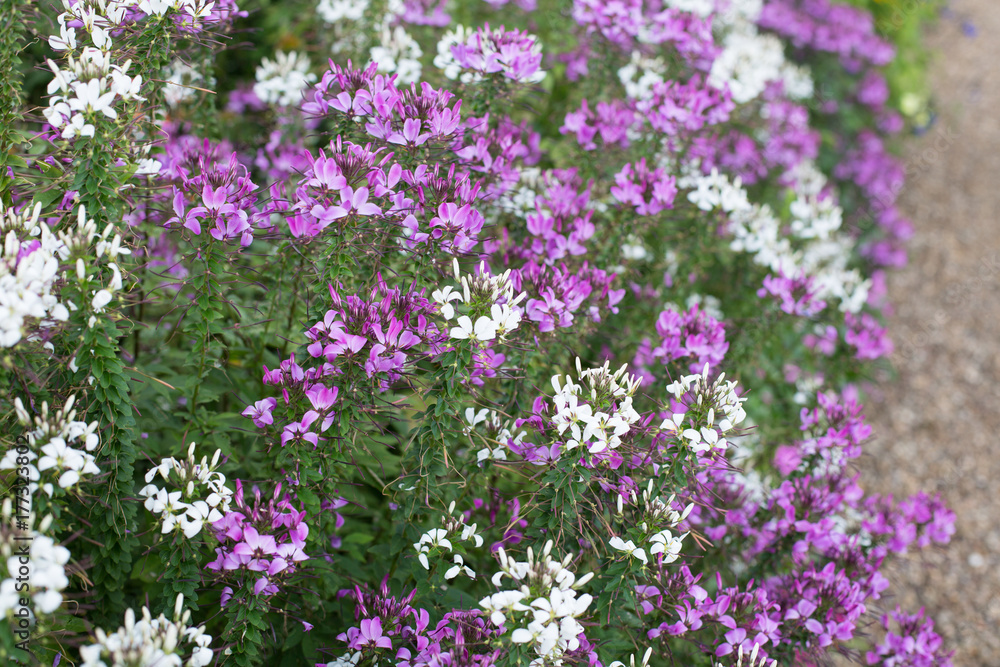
0;0;954;665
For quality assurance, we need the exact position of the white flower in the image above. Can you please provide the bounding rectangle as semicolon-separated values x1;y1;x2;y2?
69;79;118;119
490;303;522;340
432;286;463;319
649;530;685;563
316;0;368;23
609;647;654;667
91;289;113;312
444;554;476;580
477;446;507;464
254;50;317;107
449;315;497;342
608;536;647;564
62;113;96;139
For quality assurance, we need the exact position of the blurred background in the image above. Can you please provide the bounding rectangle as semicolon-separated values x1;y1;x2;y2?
862;1;1000;665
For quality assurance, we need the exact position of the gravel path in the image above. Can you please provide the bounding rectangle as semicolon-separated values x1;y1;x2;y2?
861;2;1000;665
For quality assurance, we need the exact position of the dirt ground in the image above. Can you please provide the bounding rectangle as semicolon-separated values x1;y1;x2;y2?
860;1;1000;665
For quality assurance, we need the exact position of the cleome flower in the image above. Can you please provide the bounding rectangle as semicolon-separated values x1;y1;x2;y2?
139;443;234;539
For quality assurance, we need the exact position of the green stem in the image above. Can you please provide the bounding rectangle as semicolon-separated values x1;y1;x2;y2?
0;0;25;206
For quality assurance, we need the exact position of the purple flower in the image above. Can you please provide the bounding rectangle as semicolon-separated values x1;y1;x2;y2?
347;617;392;650
243;397;277;428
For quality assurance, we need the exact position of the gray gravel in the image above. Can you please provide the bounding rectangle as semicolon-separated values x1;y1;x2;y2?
860;2;1000;665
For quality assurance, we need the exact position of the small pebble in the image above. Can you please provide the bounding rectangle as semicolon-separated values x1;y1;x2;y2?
969;552;986;568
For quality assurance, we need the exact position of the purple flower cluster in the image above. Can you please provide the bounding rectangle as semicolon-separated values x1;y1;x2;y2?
305;280;433;385
245;278;436;462
571;0;717;66
633;304;729;381
303;62;463;145
561;99;637;151
207;481;309;599
450;24;545;84
844;312;894;361
644;389;958;663
161;138;267;247
645;568;780;662
611;158;678;216
758;0;895;71
758;272;827;317
866;607;955;667
325;577;503;667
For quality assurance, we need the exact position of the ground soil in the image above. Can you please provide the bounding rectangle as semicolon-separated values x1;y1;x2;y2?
859;2;1000;665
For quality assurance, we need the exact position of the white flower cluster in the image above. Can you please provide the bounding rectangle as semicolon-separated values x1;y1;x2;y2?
322;651;362;667
80;594;214;667
620;233;649;262
677;163;870;313
660;364;747;454
492;167;542;223
315;0;422;83
664;0;714;17
162;58;209;107
434;260;526;344
703;0;813;103
610;483;693;566
48;0;217;53
708;27;786;104
617;50;667;102
0;506;71;617
0;202;70;348
550;359;643;456
609;647;654;667
1;395;100;495
480;540;594;666
316;0;368;23
139;443;234;539
412;501;484;580
714;643;777;667
370;17;423;85
43;46;143;140
463;407;523;464
254;51;317;107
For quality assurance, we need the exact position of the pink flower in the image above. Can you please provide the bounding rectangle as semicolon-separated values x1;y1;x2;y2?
242;397;278;428
347;617;392;650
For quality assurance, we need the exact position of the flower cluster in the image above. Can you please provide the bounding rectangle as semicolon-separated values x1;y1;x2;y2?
164;149;264;246
43;47;143;140
0;202;68;347
435;24;545;84
2;395;100;495
660;365;748;456
254;50;317;107
480;540;594;664
412;501;485;580
140;443;234;538
80;594;214;667
0;506;71;618
611;483;694;566
207;482;309;599
634;303;729;379
681;161;871;315
435;260;526;345
507;359;644;466
865;607;954;667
